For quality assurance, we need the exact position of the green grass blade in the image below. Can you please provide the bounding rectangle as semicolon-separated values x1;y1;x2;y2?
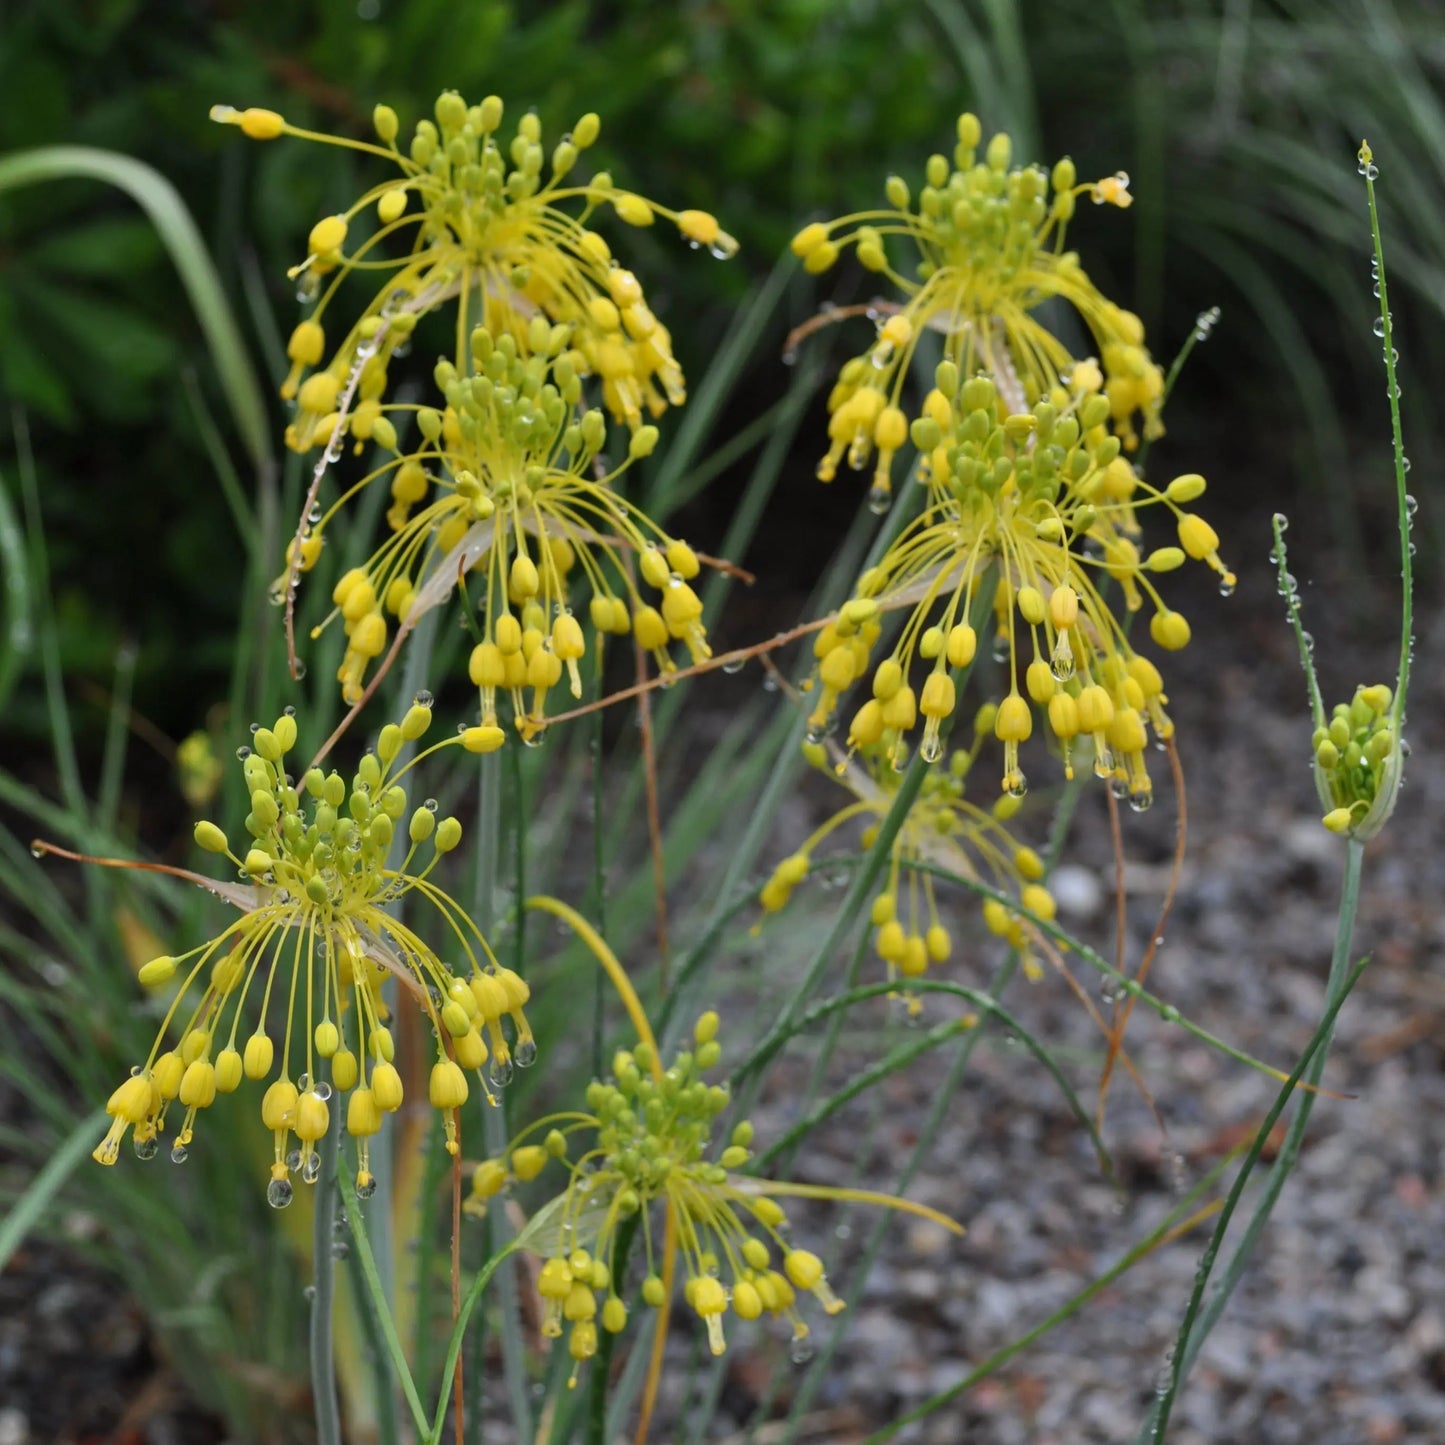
0;1107;107;1276
0;146;273;475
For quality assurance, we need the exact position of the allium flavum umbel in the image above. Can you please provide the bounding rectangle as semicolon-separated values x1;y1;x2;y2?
295;319;711;724
469;1014;960;1385
761;720;1056;983
211;93;734;438
808;371;1233;808
792;112;1163;512
93;703;534;1205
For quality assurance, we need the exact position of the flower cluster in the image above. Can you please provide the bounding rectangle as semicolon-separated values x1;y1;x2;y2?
93;704;534;1204
469;1014;951;1384
807;370;1232;807
1315;683;1400;838
299;319;711;727
791;112;1164;512
212;93;733;439
217;92;728;722
760;718;1057;983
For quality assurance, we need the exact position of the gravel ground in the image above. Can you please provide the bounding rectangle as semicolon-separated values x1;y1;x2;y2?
4;514;1440;1444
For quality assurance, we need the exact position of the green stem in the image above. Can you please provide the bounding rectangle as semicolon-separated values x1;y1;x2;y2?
473;750;534;1441
592;645;608;1079
588;1215;640;1445
426;1244;520;1444
310;1116;343;1445
1361;157;1412;722
337;1167;430;1439
1147;838;1365;1442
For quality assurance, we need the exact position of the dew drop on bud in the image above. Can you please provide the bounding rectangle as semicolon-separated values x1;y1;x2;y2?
514;1039;538;1068
268;1178;294;1209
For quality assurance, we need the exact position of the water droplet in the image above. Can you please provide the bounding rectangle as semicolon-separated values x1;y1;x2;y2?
721;655;746;675
1373;314;1389;337
303;1284;317;1301
762;674;779;693
790;1337;815;1365
314;1082;333;1102
293;659;308;681
284;705;297;717
29;843;43;859
1128;787;1153;813
331;1240;351;1260
1405;493;1418;515
296;271;321;305
269;1178;294;1209
1004;773;1028;800
170;1143;188;1164
866;484;891;516
1218;577;1235;598
236;745;252;761
781;348;799;367
489;1057;514;1088
413;689;434;708
1358;160;1379;179
514;1039;538;1067
356;1177;377;1200
302;1151;322;1184
1155;1346;1176;1396
134;1136;159;1161
919;735;942;763
424;798;439;813
297;1072;311;1094
991;634;1009;664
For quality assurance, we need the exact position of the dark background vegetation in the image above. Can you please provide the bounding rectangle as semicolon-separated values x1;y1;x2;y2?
2;0;1439;756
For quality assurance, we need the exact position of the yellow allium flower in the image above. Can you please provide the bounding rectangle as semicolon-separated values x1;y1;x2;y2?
85;703;534;1205
468;1013;959;1385
792;111;1164;510
810;370;1233;806
763;727;1054;984
1314;683;1401;839
212;92;734;436
295;319;710;733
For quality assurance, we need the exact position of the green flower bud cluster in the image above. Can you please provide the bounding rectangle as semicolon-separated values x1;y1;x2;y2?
470;1013;846;1382
1315;684;1401;838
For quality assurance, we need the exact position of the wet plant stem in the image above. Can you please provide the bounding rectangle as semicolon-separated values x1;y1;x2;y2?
588;1215;640;1445
309;1113;342;1445
1146;837;1365;1442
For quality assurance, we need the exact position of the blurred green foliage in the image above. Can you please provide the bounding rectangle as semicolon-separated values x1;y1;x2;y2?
1;0;1439;741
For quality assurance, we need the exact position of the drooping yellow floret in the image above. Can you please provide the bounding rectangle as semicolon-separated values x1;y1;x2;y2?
804;370;1230;805
299;321;712;731
794;112;1166;508
80;704;536;1202
213;92;734;433
760;724;1055;987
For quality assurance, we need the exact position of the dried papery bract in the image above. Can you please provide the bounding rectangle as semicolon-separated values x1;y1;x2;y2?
41;703;535;1204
